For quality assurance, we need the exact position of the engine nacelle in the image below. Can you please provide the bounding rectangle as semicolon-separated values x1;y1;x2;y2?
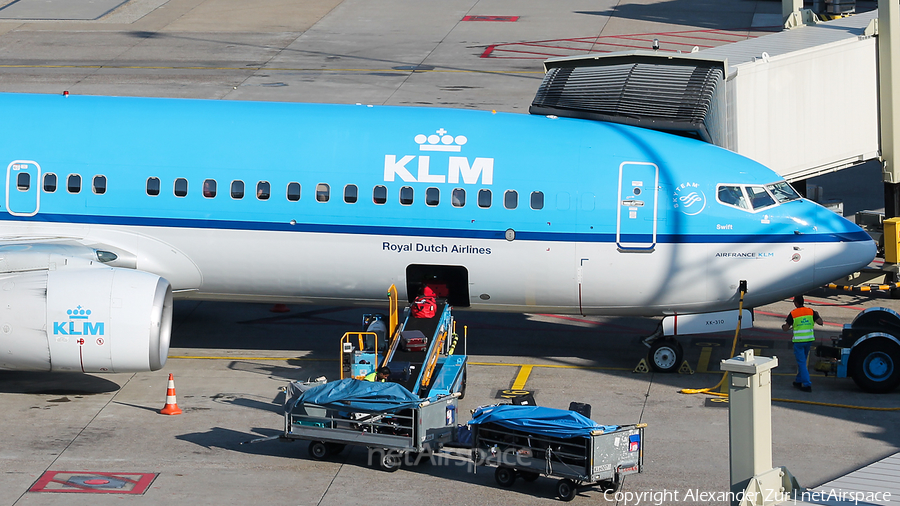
0;267;172;372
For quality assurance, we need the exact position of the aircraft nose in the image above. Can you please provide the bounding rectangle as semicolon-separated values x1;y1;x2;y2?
813;208;877;285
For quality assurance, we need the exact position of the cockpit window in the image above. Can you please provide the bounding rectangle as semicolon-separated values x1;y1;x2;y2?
717;185;749;210
766;181;801;203
746;186;776;210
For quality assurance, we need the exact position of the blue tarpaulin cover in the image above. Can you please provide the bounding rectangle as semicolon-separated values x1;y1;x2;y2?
468;405;618;439
291;378;423;413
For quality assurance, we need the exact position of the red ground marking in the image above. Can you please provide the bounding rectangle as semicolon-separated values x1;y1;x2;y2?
481;28;778;59
29;471;157;494
463;15;519;22
755;309;844;328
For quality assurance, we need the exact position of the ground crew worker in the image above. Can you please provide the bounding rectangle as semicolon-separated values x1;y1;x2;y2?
364;366;391;382
781;295;823;392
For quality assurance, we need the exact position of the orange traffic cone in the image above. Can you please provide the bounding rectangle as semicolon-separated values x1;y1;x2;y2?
159;373;182;415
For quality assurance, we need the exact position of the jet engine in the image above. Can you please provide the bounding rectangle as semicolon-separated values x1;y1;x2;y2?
0;267;172;372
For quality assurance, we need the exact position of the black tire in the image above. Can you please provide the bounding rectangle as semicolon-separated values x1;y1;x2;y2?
649;338;683;373
494;466;516;487
376;450;402;472
557;479;577;502
308;441;328;460
601;476;623;493
325;443;346;456
849;336;900;393
851;308;900;332
519;470;539;482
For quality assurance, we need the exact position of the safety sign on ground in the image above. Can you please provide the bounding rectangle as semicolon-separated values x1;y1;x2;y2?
29;471;157;494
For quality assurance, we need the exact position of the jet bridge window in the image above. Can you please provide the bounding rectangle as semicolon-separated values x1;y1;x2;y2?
203;179;217;198
287;182;301;201
43;173;57;193
316;183;330;203
146;177;160;196
530;191;544;210
451;188;465;208
504;190;518;209
746;186;776;210
231;180;244;199
16;172;29;191
257;181;270;200
373;185;387;205
717;185;749;210
67;174;81;194
174;178;188;197
344;184;358;204
425;187;439;206
92;175;107;195
399;186;413;205
478;189;492;208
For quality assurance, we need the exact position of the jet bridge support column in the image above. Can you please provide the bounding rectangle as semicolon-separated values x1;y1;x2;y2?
881;0;900;218
783;0;817;28
721;349;801;506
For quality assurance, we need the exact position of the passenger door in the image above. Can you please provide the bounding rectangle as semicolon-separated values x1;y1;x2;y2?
6;160;40;217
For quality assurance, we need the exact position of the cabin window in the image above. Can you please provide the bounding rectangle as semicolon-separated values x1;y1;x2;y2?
581;193;595;211
16;172;29;191
530;191;544;210
344;184;358;204
373;185;387;205
174;178;188;197
478;189;492;208
504;190;518;209
452;188;465;208
287;182;301;201
146;177;160;196
257;181;270;200
746;186;776;210
43;173;57;193
203;179;217;198
67;174;82;194
399;186;413;205
92;175;107;195
717;185;749;210
231;180;244;199
426;187;439;206
316;183;330;202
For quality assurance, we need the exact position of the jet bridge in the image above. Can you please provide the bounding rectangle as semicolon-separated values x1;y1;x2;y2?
531;11;880;182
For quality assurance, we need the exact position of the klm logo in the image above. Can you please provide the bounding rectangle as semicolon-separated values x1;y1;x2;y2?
384;129;494;185
53;305;105;336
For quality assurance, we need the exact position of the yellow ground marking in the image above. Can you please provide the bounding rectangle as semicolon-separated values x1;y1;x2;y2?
511;365;533;390
168;355;635;371
0;64;542;74
168;355;336;361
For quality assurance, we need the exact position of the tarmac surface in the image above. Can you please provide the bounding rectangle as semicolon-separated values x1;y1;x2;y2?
0;0;896;505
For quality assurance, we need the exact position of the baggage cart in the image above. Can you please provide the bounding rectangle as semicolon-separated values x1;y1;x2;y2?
469;405;645;501
281;378;459;472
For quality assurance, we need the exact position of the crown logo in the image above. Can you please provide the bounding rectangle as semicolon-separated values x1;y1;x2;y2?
415;129;468;152
67;306;92;320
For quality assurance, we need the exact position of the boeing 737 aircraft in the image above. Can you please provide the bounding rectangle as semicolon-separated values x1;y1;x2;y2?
0;92;875;374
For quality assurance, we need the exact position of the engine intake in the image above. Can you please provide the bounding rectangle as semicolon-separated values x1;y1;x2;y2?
0;267;172;373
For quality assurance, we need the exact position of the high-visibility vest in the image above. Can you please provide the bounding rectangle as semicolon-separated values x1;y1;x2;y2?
364;371;385;382
790;307;816;342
